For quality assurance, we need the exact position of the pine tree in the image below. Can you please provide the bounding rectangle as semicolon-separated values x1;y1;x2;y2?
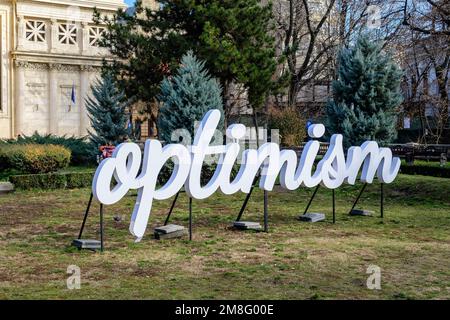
157;51;223;143
326;36;403;148
94;0;277;124
86;73;130;148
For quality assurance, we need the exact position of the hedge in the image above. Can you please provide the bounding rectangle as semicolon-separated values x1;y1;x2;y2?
9;171;94;190
1;132;96;165
0;144;71;174
400;162;450;178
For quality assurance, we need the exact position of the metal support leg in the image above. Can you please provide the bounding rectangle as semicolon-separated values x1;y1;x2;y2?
100;204;104;252
332;189;336;224
380;183;384;218
348;183;368;214
263;190;268;232
302;185;320;215
189;197;193;241
164;191;180;226
235;185;255;222
78;192;93;239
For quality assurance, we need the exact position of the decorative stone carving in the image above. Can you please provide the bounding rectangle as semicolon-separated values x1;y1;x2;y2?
48;63;79;72
48;63;63;71
80;64;98;72
14;60;30;69
58;23;78;45
25;20;46;43
88;26;106;47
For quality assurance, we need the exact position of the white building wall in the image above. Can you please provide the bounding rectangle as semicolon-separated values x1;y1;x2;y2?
0;3;12;138
23;66;50;135
0;0;127;139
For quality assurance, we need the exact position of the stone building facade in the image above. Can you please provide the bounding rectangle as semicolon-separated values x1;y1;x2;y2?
0;0;126;139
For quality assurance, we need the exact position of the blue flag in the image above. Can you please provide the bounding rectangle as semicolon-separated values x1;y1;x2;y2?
71;85;76;104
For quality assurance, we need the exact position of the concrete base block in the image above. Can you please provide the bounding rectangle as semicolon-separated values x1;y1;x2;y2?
298;212;326;223
154;224;187;240
72;239;101;250
349;209;373;216
0;182;14;194
154;224;185;234
154;229;187;240
233;221;262;230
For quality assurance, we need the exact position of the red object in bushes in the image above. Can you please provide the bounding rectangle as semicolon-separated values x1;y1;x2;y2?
99;145;116;160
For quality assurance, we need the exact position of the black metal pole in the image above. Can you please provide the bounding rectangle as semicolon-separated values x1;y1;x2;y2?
332;189;336;224
380;183;384;218
164;191;180;226
189;197;192;241
302;184;320;215
78;192;93;239
348;183;368;214
100;204;104;252
236;186;255;222
263;190;268;232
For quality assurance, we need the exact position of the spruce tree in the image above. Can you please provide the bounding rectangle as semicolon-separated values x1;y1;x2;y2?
86;73;130;148
157;51;223;144
326;36;403;148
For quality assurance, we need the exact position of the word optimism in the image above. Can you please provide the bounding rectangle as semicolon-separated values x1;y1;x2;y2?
93;110;400;240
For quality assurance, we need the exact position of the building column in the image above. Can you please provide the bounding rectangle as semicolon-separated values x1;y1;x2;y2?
49;19;58;53
81;22;89;55
14;61;27;136
79;65;91;136
16;16;25;51
48;63;61;135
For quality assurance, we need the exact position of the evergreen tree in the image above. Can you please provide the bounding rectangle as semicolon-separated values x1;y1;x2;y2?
157;51;223;143
94;0;277;124
86;73;130;148
326;36;403;148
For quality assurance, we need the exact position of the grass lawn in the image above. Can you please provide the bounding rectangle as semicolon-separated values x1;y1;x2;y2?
0;174;449;299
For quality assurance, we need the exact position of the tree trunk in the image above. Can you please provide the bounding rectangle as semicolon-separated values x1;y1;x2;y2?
222;81;231;130
338;0;348;46
288;77;297;108
436;71;449;130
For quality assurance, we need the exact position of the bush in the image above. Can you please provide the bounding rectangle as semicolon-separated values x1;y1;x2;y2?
400;161;450;178
1;132;95;165
9;171;94;190
268;107;306;147
0;144;71;174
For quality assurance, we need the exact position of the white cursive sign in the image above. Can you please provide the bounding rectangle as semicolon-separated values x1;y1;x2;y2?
92;109;401;240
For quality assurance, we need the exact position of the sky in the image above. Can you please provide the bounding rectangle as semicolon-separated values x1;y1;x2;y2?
124;0;135;7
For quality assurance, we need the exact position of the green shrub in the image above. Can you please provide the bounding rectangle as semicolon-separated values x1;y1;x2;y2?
66;172;95;189
9;171;94;190
1;132;95;165
0;144;71;174
400;161;450;178
269;107;306;147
